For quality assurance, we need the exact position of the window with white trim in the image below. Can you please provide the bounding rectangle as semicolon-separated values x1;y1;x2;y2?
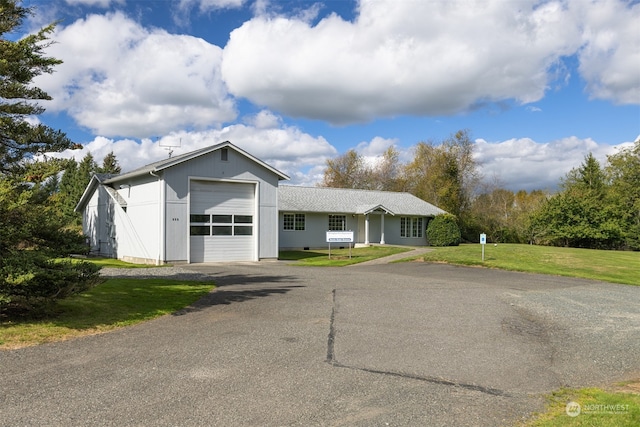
400;217;424;238
328;214;346;231
283;213;305;231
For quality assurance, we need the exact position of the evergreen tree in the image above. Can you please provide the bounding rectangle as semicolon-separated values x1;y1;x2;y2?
0;0;76;176
531;153;622;249
98;151;122;174
57;158;79;223
0;1;100;317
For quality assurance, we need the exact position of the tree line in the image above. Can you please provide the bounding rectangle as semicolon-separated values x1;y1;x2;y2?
321;131;640;251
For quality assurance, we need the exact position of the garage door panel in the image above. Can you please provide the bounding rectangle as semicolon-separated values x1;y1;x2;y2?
189;180;256;262
190;236;253;262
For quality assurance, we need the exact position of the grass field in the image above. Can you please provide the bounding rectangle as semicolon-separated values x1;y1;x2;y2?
414;244;639;286
279;245;412;266
0;278;215;349
523;386;640;426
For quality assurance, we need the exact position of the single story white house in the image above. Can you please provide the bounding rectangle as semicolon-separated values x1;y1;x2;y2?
278;186;446;249
76;142;446;264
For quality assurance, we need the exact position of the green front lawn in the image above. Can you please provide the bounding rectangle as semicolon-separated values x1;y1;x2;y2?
0;278;215;349
65;257;170;268
524;386;640;426
414;244;639;286
279;245;412;266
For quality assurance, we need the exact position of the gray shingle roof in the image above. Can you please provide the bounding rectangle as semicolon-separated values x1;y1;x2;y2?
278;186;446;216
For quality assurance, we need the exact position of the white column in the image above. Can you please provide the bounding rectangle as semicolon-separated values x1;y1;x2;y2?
364;214;370;245
380;214;385;244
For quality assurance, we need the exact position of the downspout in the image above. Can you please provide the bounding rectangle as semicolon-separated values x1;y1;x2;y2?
150;170;164;265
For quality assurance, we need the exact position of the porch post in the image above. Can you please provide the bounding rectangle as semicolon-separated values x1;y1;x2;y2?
380;213;385;244
364;214;370;245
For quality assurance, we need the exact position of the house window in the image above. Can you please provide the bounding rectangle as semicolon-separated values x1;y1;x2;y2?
401;217;424;238
283;213;305;231
221;148;229;161
190;214;252;236
328;214;346;231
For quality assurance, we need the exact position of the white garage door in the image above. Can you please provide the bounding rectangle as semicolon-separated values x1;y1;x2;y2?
189;181;256;262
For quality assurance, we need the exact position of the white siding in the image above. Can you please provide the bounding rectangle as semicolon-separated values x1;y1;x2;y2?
117;177;160;262
165;202;187;262
163;147;281;261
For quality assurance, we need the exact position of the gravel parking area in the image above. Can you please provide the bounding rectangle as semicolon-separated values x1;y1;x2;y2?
2;262;639;426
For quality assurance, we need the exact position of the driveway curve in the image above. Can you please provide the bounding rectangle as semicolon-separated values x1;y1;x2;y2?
1;262;639;426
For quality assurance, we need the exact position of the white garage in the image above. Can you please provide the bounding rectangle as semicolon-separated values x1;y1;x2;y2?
189;180;257;262
76;142;288;264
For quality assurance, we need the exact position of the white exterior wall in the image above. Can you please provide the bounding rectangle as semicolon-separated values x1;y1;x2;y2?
111;175;161;263
83;186;112;256
279;212;429;249
279;212;360;249
162;147;281;261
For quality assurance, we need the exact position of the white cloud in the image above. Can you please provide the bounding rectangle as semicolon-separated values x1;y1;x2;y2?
356;136;397;157
221;0;639;124
51;112;336;185
473;136;634;191
65;0;124;7
178;0;246;13
221;0;587;124
574;0;640;105
36;12;236;138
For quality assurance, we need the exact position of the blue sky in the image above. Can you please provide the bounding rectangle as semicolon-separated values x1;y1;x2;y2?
23;0;640;191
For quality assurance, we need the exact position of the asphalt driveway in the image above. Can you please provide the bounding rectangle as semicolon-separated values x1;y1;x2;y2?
1;262;639;426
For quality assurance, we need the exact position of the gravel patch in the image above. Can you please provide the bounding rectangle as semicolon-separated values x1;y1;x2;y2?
99;266;215;282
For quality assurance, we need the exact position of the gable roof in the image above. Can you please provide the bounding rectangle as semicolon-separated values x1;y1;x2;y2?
74;173;119;212
75;142;289;212
103;141;289;184
278;186;446;217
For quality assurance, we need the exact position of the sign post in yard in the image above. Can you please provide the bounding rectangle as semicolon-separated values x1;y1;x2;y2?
326;231;354;259
480;233;487;261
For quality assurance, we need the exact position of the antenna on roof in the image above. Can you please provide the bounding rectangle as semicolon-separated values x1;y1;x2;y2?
158;137;181;158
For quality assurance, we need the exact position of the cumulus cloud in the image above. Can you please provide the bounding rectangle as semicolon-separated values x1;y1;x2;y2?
178;0;246;13
474;136;634;191
65;0;124;7
35;12;236;138
221;0;638;124
221;0;582;123
52;112;336;185
575;0;640;104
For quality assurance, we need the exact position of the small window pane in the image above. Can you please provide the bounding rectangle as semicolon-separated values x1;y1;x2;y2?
294;214;305;230
190;226;210;236
328;215;346;231
235;215;253;224
212;226;233;235
190;214;209;223
234;226;253;236
212;215;232;223
283;213;294;230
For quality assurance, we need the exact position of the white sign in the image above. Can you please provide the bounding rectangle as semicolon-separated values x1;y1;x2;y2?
480;233;487;245
326;231;354;243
